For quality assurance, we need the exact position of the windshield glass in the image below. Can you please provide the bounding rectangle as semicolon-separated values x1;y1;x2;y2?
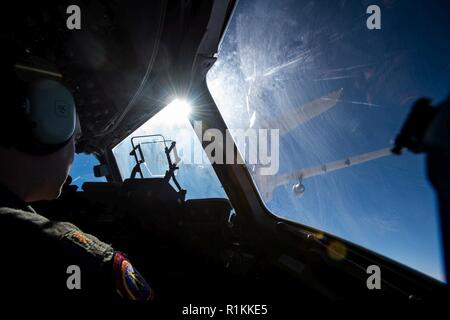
112;100;228;200
206;0;449;281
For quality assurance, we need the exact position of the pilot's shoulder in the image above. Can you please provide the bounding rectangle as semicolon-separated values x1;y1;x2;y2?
62;227;114;263
0;206;154;300
0;205;114;263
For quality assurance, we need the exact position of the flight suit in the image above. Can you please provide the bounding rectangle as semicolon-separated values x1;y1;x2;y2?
0;184;154;301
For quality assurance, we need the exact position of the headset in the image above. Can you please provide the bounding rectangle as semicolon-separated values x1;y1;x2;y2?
0;56;78;155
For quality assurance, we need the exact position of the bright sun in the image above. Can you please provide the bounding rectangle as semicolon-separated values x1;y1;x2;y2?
157;99;192;125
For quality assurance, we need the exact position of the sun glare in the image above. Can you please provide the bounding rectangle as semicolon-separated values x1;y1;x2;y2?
157;99;192;125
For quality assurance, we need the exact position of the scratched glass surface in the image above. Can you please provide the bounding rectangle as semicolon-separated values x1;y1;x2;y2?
207;0;450;281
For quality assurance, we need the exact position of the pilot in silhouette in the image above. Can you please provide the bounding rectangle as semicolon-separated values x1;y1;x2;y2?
0;52;154;301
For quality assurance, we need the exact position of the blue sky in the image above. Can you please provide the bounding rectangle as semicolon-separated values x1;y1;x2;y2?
69;153;105;188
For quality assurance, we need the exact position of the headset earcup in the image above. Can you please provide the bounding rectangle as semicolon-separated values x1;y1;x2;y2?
28;80;76;145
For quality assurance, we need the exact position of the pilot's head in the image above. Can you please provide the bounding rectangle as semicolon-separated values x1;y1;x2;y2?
0;58;80;203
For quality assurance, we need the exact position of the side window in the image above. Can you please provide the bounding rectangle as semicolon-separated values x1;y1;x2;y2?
112;100;228;200
69;154;106;187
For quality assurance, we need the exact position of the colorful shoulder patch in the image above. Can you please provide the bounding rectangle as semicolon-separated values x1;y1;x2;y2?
113;251;154;301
